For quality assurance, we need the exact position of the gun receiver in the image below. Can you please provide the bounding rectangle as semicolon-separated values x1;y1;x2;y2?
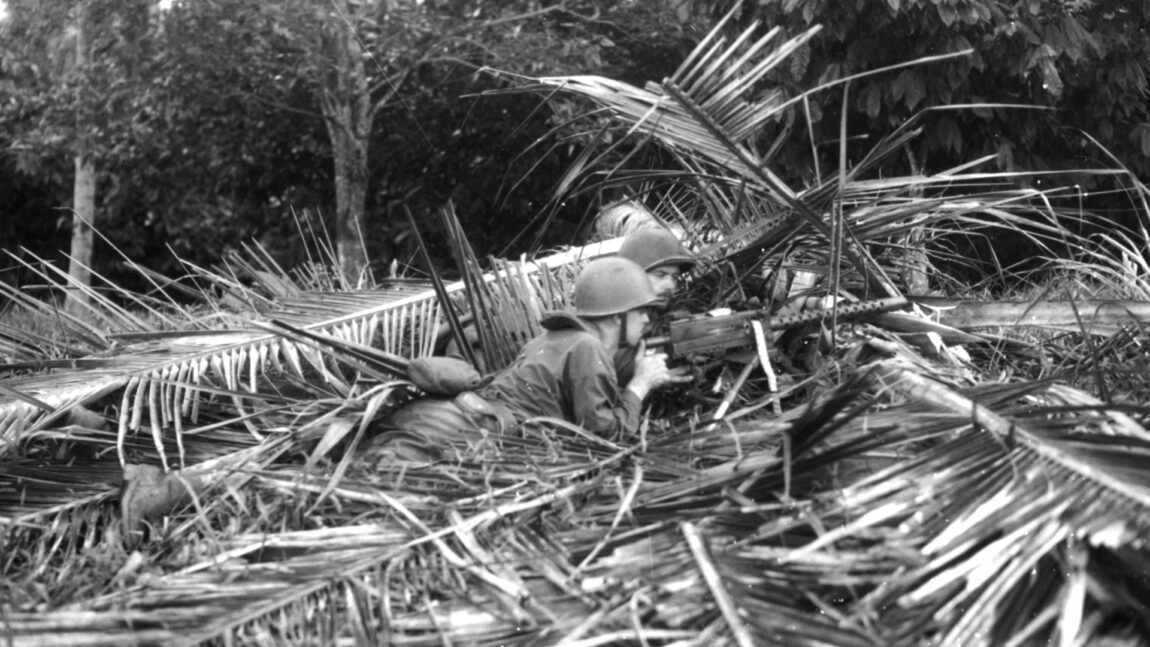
647;297;909;358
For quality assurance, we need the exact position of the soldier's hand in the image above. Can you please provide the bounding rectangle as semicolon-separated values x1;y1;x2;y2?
628;340;692;398
667;365;693;383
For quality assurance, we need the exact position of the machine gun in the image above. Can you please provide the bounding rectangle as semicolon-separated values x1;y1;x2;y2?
646;296;909;363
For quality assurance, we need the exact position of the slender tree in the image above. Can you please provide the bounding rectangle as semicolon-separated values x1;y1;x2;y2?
1;0;153;309
68;2;96;312
318;0;373;284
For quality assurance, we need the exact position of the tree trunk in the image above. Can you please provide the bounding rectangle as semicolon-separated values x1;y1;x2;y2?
319;0;372;288
66;6;96;315
67;155;97;313
330;127;369;286
901;147;930;295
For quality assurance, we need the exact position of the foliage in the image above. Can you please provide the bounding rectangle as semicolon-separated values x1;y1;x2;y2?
0;0;700;292
3;0;1148;291
733;0;1150;195
1;0;153;292
509;0;1150;284
3;13;1150;644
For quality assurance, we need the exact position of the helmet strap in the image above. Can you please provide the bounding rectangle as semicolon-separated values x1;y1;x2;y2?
618;312;634;350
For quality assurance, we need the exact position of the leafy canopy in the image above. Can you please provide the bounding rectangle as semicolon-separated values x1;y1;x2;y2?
740;0;1150;190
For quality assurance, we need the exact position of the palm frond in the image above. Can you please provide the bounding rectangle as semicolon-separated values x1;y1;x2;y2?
0;284;443;457
745;359;1150;644
920;297;1150;336
0;234;637;521
5;338;1150;644
525;13;1140;315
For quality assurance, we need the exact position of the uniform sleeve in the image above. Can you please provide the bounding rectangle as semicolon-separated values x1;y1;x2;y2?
566;338;643;438
613;346;637;386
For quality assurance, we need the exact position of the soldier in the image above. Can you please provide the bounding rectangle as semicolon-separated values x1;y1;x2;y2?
366;257;689;461
439;227;697;370
614;227;698;384
616;227;697;306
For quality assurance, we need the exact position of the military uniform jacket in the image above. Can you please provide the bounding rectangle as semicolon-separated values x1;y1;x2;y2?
479;312;643;438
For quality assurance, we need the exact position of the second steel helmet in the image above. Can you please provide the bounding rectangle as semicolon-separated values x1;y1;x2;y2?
617;228;696;271
572;257;660;317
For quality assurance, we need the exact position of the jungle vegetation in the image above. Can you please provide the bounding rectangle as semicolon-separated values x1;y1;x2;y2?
3;1;1150;645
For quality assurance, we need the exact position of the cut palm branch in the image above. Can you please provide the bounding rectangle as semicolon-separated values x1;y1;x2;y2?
922;298;1150;336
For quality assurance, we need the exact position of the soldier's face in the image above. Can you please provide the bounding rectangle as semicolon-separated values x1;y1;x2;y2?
622;309;650;346
647;265;682;300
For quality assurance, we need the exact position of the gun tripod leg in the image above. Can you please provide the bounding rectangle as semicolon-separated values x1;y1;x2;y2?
751;319;782;416
710;357;759;426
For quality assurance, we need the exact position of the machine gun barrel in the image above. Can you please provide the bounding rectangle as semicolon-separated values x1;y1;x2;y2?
646;297;909;357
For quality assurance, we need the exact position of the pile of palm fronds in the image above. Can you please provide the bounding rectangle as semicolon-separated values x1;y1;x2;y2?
4;9;1150;647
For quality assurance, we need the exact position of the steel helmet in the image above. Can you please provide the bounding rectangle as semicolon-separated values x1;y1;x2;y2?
572;257;660;317
617;227;696;271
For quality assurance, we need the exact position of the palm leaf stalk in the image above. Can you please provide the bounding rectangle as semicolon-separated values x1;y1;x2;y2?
439;201;521;372
404;206;480;369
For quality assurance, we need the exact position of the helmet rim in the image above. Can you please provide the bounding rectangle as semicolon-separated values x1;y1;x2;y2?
617;228;696;272
571;257;660;318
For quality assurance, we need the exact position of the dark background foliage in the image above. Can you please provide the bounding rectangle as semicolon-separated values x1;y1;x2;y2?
1;0;697;294
1;0;1148;297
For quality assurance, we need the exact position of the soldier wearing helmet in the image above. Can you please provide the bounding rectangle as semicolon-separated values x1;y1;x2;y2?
440;227;696;369
617;227;697;306
614;227;698;385
367;257;688;461
478;256;687;433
